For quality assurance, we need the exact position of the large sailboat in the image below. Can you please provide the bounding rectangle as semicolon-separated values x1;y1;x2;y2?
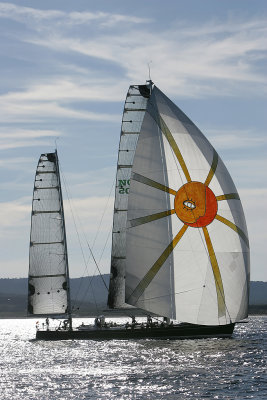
32;81;250;340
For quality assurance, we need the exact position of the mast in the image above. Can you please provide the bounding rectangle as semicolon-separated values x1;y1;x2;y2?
28;151;72;327
55;150;72;330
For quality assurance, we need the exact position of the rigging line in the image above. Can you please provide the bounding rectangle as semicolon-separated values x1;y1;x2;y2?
58;159;102;309
91;176;116;250
73;174;114;271
77;226;112;307
85;241;108;291
75;176;115;307
98;225;112;265
136;287;207;302
91;281;100;315
58;161;112;308
59;168;91;308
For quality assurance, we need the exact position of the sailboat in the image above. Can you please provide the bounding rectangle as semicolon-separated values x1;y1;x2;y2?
31;81;250;340
28;151;72;330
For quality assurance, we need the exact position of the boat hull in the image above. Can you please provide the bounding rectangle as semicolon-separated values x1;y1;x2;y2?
36;323;235;341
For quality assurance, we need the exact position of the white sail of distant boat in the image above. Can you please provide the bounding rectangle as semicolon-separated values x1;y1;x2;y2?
28;151;71;322
109;81;250;326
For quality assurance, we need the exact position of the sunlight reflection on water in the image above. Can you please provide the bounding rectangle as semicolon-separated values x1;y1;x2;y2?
0;316;266;399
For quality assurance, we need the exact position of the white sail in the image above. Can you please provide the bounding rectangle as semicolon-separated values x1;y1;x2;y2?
28;152;71;316
124;84;250;325
108;85;151;308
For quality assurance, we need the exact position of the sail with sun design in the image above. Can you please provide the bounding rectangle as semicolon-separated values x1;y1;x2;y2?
109;81;250;327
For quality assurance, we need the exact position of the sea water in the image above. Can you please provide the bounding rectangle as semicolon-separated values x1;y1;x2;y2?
0;316;266;400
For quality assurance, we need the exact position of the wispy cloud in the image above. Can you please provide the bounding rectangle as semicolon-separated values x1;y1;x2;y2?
0;129;63;150
0;91;120;123
0;3;150;29
207;129;267;150
0;197;31;230
0;2;265;132
1;3;266;99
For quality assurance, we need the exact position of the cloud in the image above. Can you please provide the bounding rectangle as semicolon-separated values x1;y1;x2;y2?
0;91;120;123
0;2;150;28
17;14;267;97
1;3;266;98
0;156;33;169
0;197;31;231
0;2;265;132
207;129;267;150
0;128;63;150
0;77;126;103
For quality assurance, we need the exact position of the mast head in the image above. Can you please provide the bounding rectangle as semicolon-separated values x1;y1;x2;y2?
138;80;153;98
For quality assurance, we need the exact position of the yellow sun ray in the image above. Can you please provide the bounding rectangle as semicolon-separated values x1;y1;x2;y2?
215;214;249;247
202;226;226;318
132;172;177;195
126;224;188;304
129;209;175;228
204;150;218;186
216;193;240;201
158;116;192;183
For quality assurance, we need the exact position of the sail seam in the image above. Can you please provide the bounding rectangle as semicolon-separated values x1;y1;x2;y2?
29;274;66;278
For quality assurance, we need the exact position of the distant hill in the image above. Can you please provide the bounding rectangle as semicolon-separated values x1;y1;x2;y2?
249;281;267;305
0;277;266;317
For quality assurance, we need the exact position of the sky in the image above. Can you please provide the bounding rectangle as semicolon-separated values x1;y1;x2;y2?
0;0;266;281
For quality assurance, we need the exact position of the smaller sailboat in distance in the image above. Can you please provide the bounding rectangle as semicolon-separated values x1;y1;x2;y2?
28;150;73;332
31;81;250;340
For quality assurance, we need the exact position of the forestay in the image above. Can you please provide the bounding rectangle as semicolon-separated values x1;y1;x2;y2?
28;152;71;316
124;84;250;326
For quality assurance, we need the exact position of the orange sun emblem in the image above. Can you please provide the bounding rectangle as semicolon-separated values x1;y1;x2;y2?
174;181;218;227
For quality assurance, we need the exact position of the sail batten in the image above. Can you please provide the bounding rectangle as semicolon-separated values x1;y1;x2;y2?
28;151;71;316
111;83;250;325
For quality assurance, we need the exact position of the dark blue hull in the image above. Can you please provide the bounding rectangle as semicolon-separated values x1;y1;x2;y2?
36;323;235;340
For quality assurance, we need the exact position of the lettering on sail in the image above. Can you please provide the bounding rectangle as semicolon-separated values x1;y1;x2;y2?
118;179;130;194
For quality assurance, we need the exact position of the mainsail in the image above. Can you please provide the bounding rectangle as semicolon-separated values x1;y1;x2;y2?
108;85;151;308
111;82;250;326
28;151;71;316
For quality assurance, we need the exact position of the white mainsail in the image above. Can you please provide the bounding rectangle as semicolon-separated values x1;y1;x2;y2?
28;151;71;316
108;85;151;308
121;83;249;326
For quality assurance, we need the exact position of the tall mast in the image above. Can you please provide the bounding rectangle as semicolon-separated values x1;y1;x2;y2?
55;150;72;330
